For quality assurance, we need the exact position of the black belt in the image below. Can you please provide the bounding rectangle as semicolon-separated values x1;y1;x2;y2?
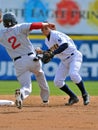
14;52;33;61
66;53;74;60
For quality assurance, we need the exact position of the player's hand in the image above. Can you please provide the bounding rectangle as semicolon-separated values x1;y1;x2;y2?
35;47;43;54
41;50;54;64
0;11;2;23
42;22;56;30
48;23;56;30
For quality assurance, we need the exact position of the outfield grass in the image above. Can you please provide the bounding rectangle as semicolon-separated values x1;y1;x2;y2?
0;81;98;96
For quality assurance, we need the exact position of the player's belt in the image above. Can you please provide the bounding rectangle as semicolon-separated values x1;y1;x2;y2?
66;53;74;60
14;52;34;61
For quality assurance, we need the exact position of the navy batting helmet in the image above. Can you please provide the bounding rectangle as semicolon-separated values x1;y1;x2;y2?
3;12;17;27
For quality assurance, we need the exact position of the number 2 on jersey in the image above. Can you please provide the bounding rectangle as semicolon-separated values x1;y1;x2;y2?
8;36;21;49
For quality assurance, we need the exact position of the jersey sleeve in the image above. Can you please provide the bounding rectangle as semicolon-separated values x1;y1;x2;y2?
19;22;43;35
29;22;43;30
53;32;68;46
19;23;31;35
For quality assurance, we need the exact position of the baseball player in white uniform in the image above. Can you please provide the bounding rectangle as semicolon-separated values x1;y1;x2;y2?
39;26;90;105
0;12;55;109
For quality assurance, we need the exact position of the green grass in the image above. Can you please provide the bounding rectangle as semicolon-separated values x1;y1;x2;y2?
0;81;98;96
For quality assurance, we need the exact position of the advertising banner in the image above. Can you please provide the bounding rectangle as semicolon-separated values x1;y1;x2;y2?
0;0;98;34
24;0;98;34
0;34;98;81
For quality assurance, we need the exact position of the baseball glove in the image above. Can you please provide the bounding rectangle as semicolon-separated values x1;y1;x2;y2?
41;51;54;64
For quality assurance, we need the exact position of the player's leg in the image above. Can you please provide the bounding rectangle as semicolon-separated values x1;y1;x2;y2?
15;71;32;109
14;57;33;109
54;62;79;105
33;60;50;104
35;70;50;104
69;52;90;105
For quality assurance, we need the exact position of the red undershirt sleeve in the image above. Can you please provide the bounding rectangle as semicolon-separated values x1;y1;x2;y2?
29;22;43;30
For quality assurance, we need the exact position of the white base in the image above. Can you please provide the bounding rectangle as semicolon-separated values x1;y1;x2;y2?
0;100;15;106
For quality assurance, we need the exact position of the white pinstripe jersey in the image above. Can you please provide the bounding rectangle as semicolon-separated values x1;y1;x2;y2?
45;30;78;60
0;23;35;59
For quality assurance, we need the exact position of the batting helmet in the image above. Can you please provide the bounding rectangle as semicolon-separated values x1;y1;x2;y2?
3;12;17;27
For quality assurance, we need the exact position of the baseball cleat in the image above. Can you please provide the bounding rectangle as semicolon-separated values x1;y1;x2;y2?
15;89;23;109
43;100;49;104
41;100;49;106
65;97;79;106
82;94;90;105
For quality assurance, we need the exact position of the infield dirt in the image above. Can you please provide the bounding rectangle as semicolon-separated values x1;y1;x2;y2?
0;95;98;130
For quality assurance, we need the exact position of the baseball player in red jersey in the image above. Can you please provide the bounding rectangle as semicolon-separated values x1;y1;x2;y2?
37;26;90;106
0;12;55;109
